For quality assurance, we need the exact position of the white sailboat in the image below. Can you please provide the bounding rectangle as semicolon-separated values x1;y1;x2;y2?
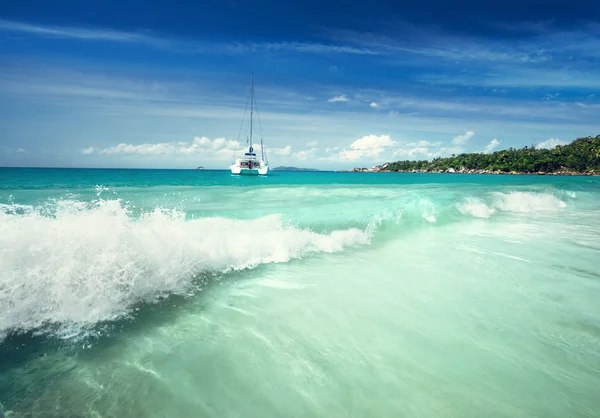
230;73;269;176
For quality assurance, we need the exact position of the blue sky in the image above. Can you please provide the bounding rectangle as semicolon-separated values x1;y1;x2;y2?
0;0;599;169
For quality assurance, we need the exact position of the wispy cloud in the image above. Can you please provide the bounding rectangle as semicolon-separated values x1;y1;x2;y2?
422;68;600;89
0;18;165;45
325;26;551;63
3;64;596;133
491;20;556;34
328;95;349;103
6;18;597;65
323;23;600;96
219;41;378;55
0;18;377;56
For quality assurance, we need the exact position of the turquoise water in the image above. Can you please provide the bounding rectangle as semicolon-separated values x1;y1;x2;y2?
1;168;599;417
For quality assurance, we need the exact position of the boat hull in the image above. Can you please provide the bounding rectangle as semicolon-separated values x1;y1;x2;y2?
230;165;269;175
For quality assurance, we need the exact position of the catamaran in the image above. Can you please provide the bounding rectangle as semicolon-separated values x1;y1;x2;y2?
230;73;269;176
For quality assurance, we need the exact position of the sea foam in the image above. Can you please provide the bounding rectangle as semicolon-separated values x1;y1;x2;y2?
457;198;496;218
0;199;369;341
458;191;567;218
493;191;567;213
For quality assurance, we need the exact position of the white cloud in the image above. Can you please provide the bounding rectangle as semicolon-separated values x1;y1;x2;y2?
325;146;340;153
537;138;567;149
388;136;503;161
306;140;318;147
82;136;241;159
351;134;396;150
483;138;500;153
269;145;292;156
392;140;443;159
370;102;379;108
452;130;475;145
295;148;318;160
409;140;442;148
15;148;26;153
328;95;349;103
252;144;292;157
395;132;475;159
337;134;396;161
393;147;431;158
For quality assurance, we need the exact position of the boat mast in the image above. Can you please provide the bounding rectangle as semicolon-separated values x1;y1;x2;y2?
249;72;253;149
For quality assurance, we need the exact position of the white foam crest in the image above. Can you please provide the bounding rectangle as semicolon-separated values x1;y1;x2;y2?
418;198;437;223
0;199;369;341
458;192;566;218
493;192;567;213
457;199;496;219
0;202;36;215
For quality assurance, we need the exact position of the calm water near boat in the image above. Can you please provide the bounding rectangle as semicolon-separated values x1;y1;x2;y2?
1;168;599;417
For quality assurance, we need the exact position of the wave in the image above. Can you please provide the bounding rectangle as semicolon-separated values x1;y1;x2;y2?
0;190;569;342
457;198;497;218
458;191;567;218
493;191;567;213
0;199;368;342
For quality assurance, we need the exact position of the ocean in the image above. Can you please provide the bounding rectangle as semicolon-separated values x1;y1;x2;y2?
1;167;599;417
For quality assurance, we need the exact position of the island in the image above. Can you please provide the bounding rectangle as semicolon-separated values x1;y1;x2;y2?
272;166;319;171
344;134;600;175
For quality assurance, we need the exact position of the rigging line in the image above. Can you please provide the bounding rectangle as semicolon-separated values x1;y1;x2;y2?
253;89;267;162
232;83;252;161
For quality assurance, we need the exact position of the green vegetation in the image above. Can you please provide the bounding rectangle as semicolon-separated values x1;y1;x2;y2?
386;135;600;174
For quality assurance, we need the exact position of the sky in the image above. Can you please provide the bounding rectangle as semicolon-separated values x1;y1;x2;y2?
0;0;599;169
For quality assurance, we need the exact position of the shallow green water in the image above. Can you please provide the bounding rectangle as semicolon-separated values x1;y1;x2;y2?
1;168;599;417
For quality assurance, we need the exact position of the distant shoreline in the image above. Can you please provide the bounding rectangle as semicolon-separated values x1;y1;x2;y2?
343;135;600;176
340;168;599;176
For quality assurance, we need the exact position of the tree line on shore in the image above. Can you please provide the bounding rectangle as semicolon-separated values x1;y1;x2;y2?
386;135;600;174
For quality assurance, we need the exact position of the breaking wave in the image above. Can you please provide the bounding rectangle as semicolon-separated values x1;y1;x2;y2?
0;199;368;341
458;191;567;218
0;190;569;342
